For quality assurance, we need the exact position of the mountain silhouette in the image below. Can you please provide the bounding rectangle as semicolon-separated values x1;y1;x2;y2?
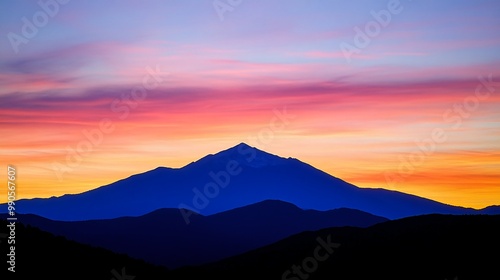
174;214;500;280
0;200;387;269
1;143;497;221
0;218;170;279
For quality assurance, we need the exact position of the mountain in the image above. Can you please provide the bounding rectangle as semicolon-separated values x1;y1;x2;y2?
0;218;170;280
173;214;500;280
0;200;388;269
478;205;500;214
1;143;497;221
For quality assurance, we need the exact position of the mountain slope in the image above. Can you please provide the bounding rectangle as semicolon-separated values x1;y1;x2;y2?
0;219;170;279
1;143;495;221
174;214;500;280
0;200;387;269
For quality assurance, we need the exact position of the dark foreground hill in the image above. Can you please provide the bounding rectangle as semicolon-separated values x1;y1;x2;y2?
172;214;500;280
2;214;499;279
1;200;388;269
0;219;169;280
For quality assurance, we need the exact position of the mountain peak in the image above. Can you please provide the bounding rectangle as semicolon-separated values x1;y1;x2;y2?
187;142;289;169
222;143;289;167
234;142;252;149
229;142;276;154
217;142;256;155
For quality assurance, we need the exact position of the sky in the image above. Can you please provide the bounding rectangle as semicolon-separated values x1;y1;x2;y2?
0;0;499;208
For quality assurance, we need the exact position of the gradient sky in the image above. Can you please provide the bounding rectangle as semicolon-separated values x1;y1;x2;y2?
1;0;499;208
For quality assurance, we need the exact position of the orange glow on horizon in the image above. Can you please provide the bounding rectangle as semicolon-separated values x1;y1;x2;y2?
1;71;499;209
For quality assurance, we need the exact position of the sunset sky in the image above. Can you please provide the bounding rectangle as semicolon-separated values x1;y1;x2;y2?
1;0;499;208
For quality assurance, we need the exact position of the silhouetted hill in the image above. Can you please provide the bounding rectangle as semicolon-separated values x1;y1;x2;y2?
0;200;387;269
0;219;169;280
172;214;500;280
478;205;500;214
2;143;494;221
